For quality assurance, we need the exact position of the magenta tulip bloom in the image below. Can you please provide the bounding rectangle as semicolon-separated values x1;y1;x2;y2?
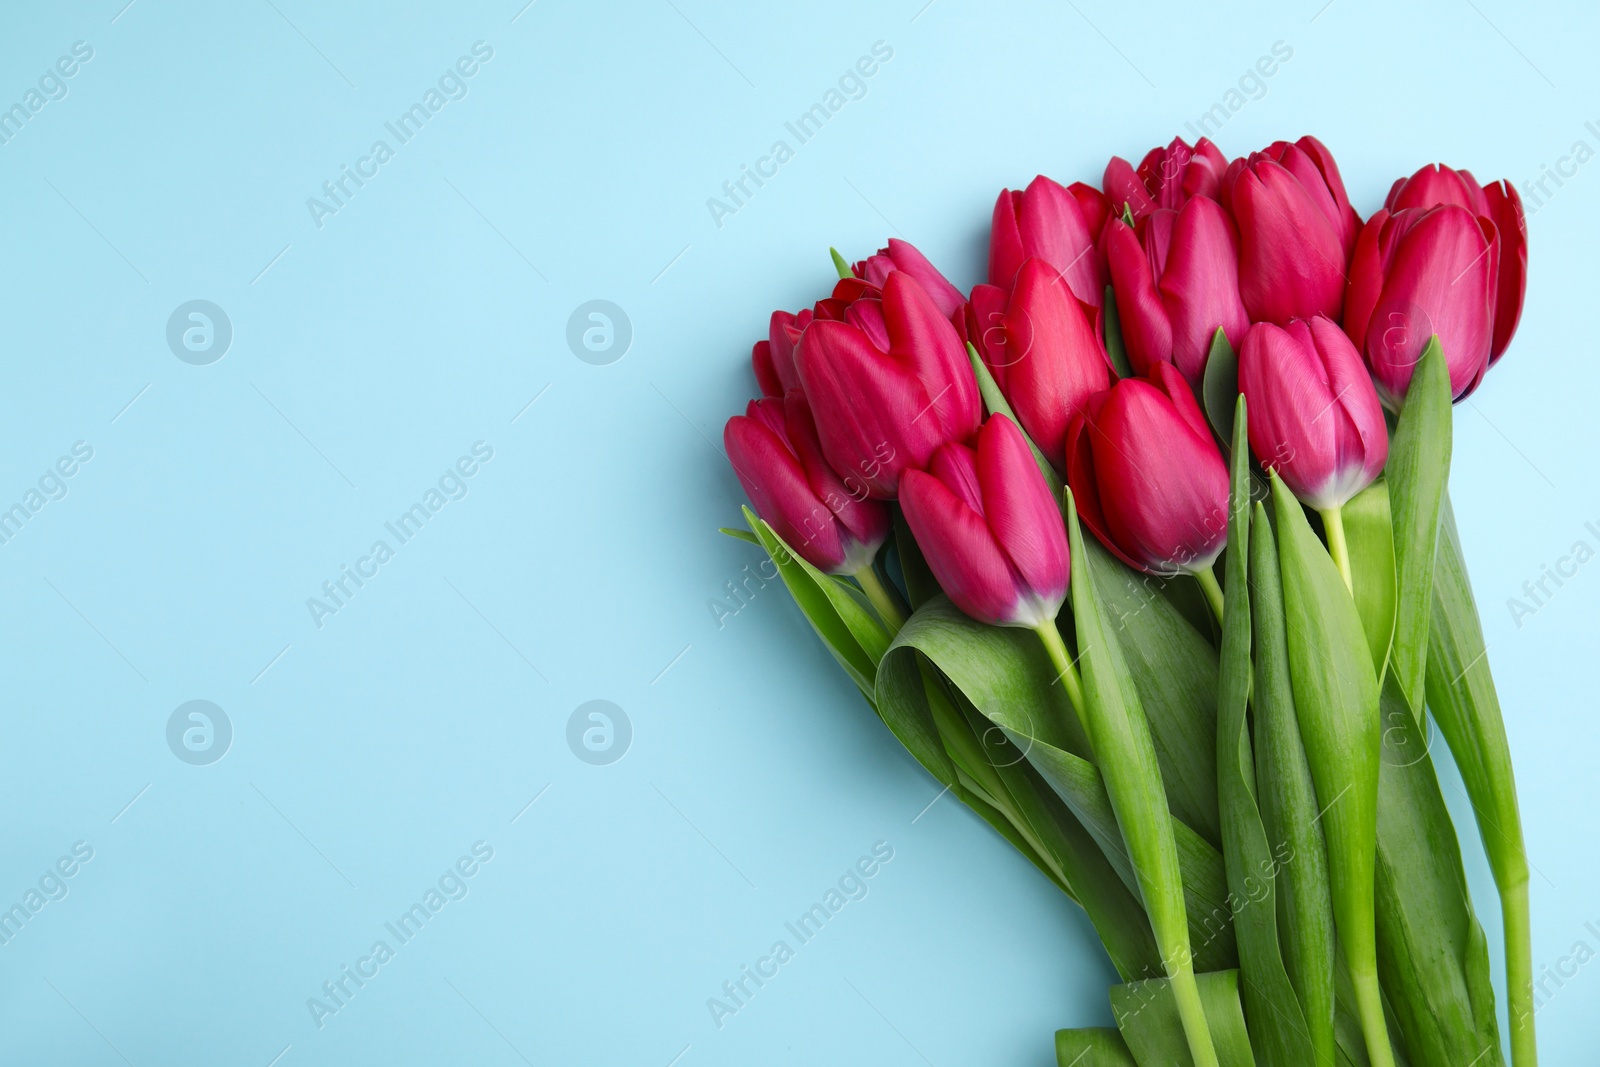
1238;316;1388;510
853;238;966;320
1385;163;1527;363
1103;136;1228;222
961;258;1112;463
797;271;982;498
1103;196;1248;388
725;393;889;574
1343;204;1499;404
752;308;810;397
990;175;1107;307
900;414;1069;627
1065;362;1229;576
1223;136;1361;324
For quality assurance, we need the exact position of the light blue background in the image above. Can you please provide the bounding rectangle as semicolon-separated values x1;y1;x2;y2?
0;1;1594;1063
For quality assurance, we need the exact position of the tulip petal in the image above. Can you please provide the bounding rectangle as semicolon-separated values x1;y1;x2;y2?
900;468;1023;625
978;415;1070;612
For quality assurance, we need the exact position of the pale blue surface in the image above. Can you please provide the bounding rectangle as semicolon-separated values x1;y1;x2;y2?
0;1;1596;1063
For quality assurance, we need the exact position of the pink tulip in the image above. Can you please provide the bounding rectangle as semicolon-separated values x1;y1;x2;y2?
1385;163;1527;363
725;392;890;574
1103;136;1228;222
1065;362;1229;576
797;271;982;498
1343;204;1498;404
990;175;1107;307
752;309;809;397
1103;196;1248;388
1238;316;1388;510
853;239;966;320
1223;136;1361;324
899;414;1069;627
960;258;1112;463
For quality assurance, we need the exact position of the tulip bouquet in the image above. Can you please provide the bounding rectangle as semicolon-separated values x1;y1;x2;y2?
719;136;1532;1067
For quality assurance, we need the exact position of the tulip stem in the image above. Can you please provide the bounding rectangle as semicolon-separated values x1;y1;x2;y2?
1033;619;1087;731
1194;567;1226;626
854;566;906;635
1319;505;1354;592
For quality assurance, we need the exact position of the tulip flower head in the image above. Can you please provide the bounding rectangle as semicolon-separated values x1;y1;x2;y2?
1102;195;1248;388
852;238;966;320
797;271;982;499
1103;135;1228;222
1238;316;1388;510
1343;203;1499;404
1065;362;1230;577
899;414;1070;628
960;258;1112;463
990;175;1108;306
752;308;809;397
1384;163;1526;363
1223;135;1361;324
724;393;890;575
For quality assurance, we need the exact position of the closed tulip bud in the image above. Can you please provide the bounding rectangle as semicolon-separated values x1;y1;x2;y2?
797;271;982;498
961;258;1112;463
990;175;1107;306
1343;204;1498;404
752;309;810;397
1238;316;1388;510
1384;163;1527;363
1103;196;1248;388
1065;362;1230;576
1103;136;1229;222
900;414;1070;627
852;238;966;319
1223;135;1361;324
724;393;889;574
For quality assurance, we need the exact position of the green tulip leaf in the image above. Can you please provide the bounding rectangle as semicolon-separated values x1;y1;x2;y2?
718;526;760;545
1343;480;1399;682
1068;491;1217;1064
1201;328;1239;444
1386;336;1452;715
1083;536;1222;847
1427;492;1534;1059
879;607;1164;980
1110;969;1256;1067
1249;503;1338;1066
1055;1027;1139;1066
1374;673;1506;1067
744;508;881;700
881;594;1236;972
1270;474;1390;1063
1214;398;1321;1067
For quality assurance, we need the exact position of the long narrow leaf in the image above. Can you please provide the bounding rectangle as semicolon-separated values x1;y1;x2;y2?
1386;338;1451;714
1251;503;1338;1065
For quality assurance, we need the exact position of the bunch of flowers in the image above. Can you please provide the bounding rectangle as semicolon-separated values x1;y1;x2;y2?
720;136;1531;1067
